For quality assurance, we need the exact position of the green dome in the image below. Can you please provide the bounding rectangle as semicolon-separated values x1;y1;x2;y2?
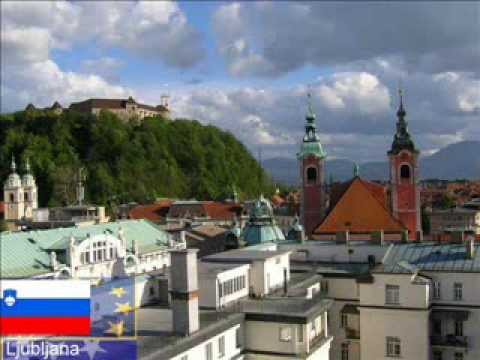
241;195;285;246
297;140;326;159
242;223;286;246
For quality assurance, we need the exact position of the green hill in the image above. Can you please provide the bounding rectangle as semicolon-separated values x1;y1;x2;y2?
0;109;273;208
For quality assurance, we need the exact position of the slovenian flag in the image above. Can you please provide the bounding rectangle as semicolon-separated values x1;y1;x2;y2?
0;280;91;336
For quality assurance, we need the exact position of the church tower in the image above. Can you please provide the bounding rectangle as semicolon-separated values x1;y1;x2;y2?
297;94;326;236
4;156;24;221
22;158;38;219
388;90;421;240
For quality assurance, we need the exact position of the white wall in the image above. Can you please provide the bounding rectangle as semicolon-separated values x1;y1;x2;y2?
360;307;430;360
171;324;242;360
199;264;250;309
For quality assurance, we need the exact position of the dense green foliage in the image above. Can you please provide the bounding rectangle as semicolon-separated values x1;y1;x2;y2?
0;109;273;208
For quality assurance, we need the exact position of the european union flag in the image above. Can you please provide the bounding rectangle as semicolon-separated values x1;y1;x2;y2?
91;277;136;337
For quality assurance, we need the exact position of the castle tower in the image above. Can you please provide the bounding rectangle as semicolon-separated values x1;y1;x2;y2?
21;158;38;219
297;94;326;236
388;89;421;240
4;156;24;221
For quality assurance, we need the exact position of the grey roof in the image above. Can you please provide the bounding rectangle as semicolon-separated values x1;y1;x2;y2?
376;243;480;273
203;249;290;263
239;293;332;322
198;262;248;275
137;306;243;360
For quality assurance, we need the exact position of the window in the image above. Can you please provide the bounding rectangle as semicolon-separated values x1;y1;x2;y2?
306;167;317;184
400;164;411;179
205;342;213;360
432;320;442;336
385;285;400;305
297;325;304;343
386;337;401;357
455;321;463;337
24;192;29;202
432;281;441;300
218;336;225;358
455;353;464;360
341;343;349;360
320;279;329;294
279;326;292;342
454;283;463;301
433;351;443;360
9;193;14;202
341;313;348;328
218;282;223;298
149;286;155;297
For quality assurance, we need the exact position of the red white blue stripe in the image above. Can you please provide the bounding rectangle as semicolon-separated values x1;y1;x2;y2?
0;280;91;336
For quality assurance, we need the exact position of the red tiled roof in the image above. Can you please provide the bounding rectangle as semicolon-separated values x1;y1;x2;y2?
202;202;243;220
129;201;243;222
315;177;406;234
129;200;173;222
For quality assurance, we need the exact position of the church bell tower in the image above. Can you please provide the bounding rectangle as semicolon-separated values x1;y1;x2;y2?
388;89;421;240
297;94;326;236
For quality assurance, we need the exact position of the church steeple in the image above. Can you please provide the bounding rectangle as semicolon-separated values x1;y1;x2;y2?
298;92;327;236
298;93;326;159
389;88;417;155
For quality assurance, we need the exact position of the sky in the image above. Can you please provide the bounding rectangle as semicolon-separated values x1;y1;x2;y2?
1;1;479;162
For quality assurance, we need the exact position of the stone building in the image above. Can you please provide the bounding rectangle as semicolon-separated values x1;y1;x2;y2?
69;96;170;120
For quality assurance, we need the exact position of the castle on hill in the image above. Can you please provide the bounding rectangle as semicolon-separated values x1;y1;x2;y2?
24;95;171;121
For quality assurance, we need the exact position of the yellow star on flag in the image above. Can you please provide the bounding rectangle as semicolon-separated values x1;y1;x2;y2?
105;320;125;337
110;287;127;298
114;302;134;315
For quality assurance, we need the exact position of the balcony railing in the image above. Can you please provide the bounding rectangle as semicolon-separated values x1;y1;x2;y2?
430;335;468;348
345;327;360;340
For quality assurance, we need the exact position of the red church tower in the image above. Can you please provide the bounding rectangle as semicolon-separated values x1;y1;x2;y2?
388;90;422;240
298;95;326;236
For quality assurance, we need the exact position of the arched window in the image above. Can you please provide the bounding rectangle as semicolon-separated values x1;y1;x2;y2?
9;193;14;202
24;192;29;202
400;164;411;179
306;167;317;184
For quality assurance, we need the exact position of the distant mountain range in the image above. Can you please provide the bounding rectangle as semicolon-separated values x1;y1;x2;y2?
263;141;480;185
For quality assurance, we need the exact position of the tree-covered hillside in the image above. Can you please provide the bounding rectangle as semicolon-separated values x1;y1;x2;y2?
0;109;273;208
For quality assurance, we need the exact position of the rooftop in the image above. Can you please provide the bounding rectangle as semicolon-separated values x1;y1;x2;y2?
198;261;249;275
238;292;332;323
0;220;171;278
314;177;406;234
203;249;291;263
376;243;480;273
137;306;243;360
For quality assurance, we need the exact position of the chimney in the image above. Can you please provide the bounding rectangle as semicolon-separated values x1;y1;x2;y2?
466;236;475;259
170;249;199;335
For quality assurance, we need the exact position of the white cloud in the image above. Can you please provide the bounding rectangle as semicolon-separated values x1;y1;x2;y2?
0;0;204;112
